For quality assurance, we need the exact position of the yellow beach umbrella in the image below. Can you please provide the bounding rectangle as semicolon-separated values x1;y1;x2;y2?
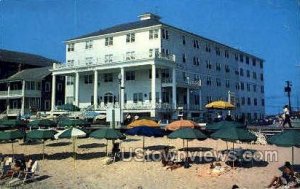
165;119;198;131
127;119;159;128
205;100;235;110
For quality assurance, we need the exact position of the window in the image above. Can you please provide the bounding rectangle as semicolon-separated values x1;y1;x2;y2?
253;84;257;92
84;75;93;84
149;49;153;58
85;57;93;65
37;82;41;90
206;60;212;69
85;40;93;49
105;54;113;63
247;70;250;77
225;50;229;58
193;40;199;48
26;81;35;90
148;48;159;58
247;83;251;91
105;37;113;46
235;54;238;61
253;72;257;79
260;61;263;69
104;73;113;82
239;54;244;62
161;29;169;39
44;100;50;110
133;93;143;103
260;73;264;81
161;69;170;79
240;82;244;90
215;47;221;56
67;76;74;85
254;98;257;106
126;71;135;81
261;85;264;93
104;93;113;104
161;48;169;56
252;58;256;66
67;43;74;52
126;33;135;43
182;53;186;63
205;44;211;52
67;60;74;66
194;94;200;105
216;78;221;87
206;77;212;86
261;99;265;106
149;92;159;103
236;82;240;90
149;29;159;39
45;82;51;92
57;83;63;92
241;97;245;105
182;36;186;45
126;51;135;60
225;80;230;88
225;65;230;73
247;97;251;105
216;63;221;71
206;96;212;103
246;56;249;64
240;68;244;76
148;69;159;79
194;74;200;82
193;57;199;66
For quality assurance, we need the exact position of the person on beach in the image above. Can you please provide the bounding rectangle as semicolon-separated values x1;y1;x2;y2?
282;105;293;128
267;161;295;188
161;147;173;167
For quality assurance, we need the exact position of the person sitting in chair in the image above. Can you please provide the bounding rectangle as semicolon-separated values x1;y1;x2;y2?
267;161;295;188
161;147;174;167
111;142;121;161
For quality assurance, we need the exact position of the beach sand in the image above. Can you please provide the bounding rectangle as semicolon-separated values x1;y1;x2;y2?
0;136;299;189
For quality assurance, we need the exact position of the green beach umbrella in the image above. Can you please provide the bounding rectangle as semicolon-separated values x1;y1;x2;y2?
58;118;89;128
57;104;80;111
206;121;245;132
0;130;24;154
168;128;207;158
211;127;257;167
26;129;57;160
27;119;57;129
90;128;126;155
0;120;26;128
268;130;300;165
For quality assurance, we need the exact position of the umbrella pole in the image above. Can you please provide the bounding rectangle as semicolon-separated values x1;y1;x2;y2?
292;146;294;165
186;140;189;159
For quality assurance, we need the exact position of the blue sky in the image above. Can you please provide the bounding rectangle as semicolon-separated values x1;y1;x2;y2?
0;0;299;114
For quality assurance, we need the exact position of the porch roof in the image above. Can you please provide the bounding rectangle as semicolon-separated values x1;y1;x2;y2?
0;67;51;83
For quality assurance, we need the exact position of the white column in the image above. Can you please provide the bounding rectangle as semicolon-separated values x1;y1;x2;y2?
187;88;190;110
120;67;125;109
172;67;177;109
93;70;98;110
21;80;25;115
6;84;10;115
151;64;156;109
75;72;79;107
199;89;202;110
51;74;56;111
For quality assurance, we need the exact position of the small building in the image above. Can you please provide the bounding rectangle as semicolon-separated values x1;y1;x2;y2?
0;67;65;118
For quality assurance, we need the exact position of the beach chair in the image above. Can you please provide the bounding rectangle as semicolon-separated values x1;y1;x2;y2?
22;161;39;184
111;143;122;162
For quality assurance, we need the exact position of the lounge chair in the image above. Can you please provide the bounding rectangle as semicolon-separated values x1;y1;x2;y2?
110;143;122;162
22;160;39;184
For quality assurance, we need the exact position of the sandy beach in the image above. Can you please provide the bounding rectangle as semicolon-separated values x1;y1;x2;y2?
0;136;299;189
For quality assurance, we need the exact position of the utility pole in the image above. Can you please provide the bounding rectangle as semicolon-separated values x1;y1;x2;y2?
284;81;292;111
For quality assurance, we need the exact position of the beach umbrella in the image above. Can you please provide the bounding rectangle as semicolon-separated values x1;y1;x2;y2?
26;129;57;160
127;119;159;128
27;119;57;129
56;104;80;111
58;118;89;128
206;121;245;132
90;128;126;155
83;111;100;119
125;126;165;149
56;127;86;168
211;127;257;167
205;100;235;110
0;119;26;128
0;130;24;154
168;128;207;156
165;119;199;131
268;130;300;165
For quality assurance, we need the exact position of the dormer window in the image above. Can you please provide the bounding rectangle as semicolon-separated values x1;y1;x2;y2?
126;33;135;43
105;37;113;46
85;40;93;49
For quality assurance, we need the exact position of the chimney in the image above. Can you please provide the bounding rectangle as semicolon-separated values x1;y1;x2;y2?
138;13;161;21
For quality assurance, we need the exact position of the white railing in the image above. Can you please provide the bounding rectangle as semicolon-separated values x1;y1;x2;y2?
53;52;176;70
95;102;174;111
161;78;201;88
10;90;22;96
0;91;8;96
7;109;21;115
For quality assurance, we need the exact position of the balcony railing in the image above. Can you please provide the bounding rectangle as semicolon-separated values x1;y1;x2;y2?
0;90;22;97
94;102;175;111
161;78;201;88
53;52;176;70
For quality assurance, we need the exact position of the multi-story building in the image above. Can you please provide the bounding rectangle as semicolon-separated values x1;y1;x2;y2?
51;13;265;121
0;67;65;117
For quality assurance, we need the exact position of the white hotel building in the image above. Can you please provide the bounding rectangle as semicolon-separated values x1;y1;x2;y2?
51;13;265;121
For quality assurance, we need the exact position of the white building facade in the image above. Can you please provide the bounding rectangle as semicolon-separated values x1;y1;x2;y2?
51;13;265;121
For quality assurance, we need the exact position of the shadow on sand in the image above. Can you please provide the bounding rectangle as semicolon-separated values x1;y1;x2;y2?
78;143;106;149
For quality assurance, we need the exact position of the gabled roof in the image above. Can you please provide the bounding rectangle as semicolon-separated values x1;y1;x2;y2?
0;49;57;67
68;18;162;41
0;67;51;83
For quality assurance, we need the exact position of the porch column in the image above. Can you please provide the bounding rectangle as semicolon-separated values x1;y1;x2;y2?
120;67;125;110
199;89;202;110
51;74;56;111
21;80;25;115
93;70;98;110
6;83;10;115
172;67;177;109
151;64;156;109
75;72;79;107
187;88;190;110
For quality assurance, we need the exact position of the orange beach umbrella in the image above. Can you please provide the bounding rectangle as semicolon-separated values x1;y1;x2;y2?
165;119;199;131
127;119;159;128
